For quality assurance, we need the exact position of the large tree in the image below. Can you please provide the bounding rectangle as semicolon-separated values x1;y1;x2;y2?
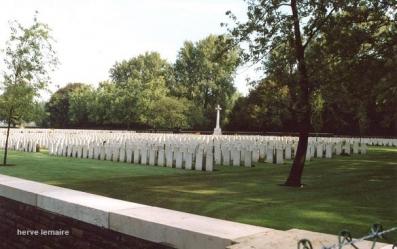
46;83;89;128
147;96;193;129
226;0;396;186
68;84;95;127
88;81;120;128
174;35;240;129
109;52;171;128
228;80;294;132
313;5;397;136
0;14;57;165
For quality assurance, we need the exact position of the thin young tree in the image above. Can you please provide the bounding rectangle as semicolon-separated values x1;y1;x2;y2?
0;13;58;165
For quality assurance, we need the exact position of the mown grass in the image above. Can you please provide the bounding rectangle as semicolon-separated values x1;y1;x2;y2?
0;146;396;240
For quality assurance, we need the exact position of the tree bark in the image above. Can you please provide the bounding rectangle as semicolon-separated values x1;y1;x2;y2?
284;0;311;187
3;108;13;166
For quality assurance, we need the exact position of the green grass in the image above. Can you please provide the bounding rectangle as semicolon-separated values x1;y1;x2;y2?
0;147;396;240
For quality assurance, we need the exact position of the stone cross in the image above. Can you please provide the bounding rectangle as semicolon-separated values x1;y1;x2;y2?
213;105;222;135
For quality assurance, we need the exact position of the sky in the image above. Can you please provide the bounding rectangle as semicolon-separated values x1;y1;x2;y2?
0;0;262;100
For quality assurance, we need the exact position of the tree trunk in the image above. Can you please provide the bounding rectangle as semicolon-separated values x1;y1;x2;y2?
284;0;311;187
3;108;13;166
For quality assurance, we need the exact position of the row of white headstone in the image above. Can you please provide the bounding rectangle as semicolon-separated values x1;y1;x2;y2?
1;129;396;171
48;142;215;171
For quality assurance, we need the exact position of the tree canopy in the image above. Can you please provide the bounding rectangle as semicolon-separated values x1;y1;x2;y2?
226;0;396;136
174;35;240;128
44;36;241;130
34;5;396;141
224;0;396;186
0;13;58;165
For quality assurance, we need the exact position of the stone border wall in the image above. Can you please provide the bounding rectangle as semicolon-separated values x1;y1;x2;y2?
0;174;270;249
0;174;392;249
0;195;171;249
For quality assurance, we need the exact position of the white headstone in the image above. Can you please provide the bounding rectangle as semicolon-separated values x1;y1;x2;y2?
175;150;183;169
252;149;260;163
119;147;126;163
316;144;323;158
141;148;148;165
195;149;203;171
325;144;332;158
184;152;193;170
126;147;133;163
205;151;213;171
244;150;252;167
222;149;230;166
112;147;119;162
133;148;140;164
232;149;240;167
214;145;221;165
100;146;106;160
276;148;284;164
157;149;165;166
344;143;351;155
335;143;342;155
166;149;173;168
353;142;359;154
266;147;273;164
285;144;292;160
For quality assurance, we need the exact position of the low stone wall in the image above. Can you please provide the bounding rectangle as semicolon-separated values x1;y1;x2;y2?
1;174;391;249
0;174;270;249
0;196;170;249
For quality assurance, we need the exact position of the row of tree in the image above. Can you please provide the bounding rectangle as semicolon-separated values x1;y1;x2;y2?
223;0;396;186
42;35;240;130
4;4;396;137
43;27;396;136
227;0;396;137
1;2;395;184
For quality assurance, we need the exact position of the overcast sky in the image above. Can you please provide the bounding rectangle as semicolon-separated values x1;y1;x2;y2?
0;0;262;99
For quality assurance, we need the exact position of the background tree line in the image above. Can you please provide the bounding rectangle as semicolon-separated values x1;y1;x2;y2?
42;35;241;131
226;0;396;137
29;2;396;136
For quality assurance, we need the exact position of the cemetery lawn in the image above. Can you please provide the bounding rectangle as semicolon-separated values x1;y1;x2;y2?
0;146;396;239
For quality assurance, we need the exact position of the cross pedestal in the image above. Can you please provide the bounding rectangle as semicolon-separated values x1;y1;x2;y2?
213;105;222;135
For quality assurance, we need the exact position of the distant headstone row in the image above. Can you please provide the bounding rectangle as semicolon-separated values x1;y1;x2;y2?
1;129;396;171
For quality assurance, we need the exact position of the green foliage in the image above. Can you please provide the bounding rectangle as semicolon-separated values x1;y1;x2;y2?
148;96;191;129
226;0;397;136
310;90;325;132
228;80;293;131
108;52;171;128
0;82;35;126
110;52;172;87
46;83;89;128
41;35;241;130
68;85;95;127
174;35;240;128
303;1;397;135
26;101;48;127
89;81;118;126
50;52;202;130
0;13;57;164
0;14;58;125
